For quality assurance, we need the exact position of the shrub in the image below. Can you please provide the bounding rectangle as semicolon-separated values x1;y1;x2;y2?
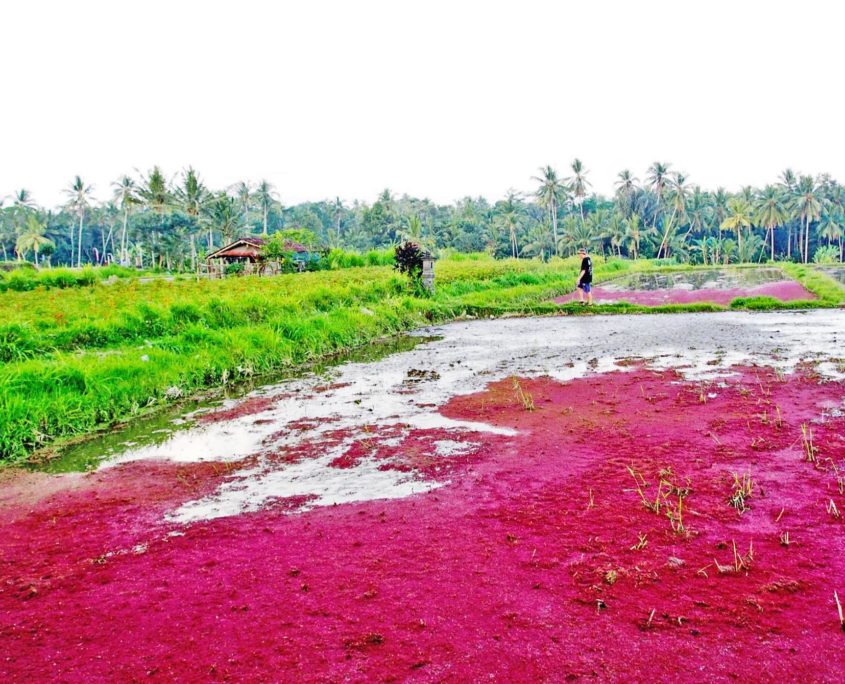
813;245;840;264
225;261;245;276
394;242;425;282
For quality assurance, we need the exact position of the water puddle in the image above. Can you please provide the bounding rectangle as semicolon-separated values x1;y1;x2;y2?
35;335;438;473
816;264;845;285
555;267;813;305
601;267;789;292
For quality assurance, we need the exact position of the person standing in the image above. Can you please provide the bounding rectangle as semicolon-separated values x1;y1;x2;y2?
576;247;593;305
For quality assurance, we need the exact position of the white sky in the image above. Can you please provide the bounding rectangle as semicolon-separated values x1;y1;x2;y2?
2;0;844;209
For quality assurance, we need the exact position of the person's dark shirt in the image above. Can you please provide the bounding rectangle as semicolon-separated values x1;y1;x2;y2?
579;256;593;284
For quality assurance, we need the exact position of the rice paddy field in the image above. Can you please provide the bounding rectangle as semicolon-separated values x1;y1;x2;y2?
2;258;845;681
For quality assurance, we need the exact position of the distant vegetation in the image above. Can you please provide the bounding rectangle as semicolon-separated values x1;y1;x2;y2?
2;162;844;271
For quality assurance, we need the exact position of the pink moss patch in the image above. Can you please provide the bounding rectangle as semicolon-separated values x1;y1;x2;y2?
555;280;816;306
2;369;845;680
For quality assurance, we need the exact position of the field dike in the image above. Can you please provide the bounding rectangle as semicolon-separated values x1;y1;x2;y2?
2;310;845;680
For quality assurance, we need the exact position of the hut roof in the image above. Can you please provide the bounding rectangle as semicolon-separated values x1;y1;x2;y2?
206;237;310;260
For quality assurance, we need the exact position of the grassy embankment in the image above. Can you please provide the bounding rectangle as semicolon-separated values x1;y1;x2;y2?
1;256;843;462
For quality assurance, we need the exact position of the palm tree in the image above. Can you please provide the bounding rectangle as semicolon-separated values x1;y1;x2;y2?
792;175;823;263
139;166;171;267
15;214;53;266
645;162;671;224
623;213;646;260
605;211;627;257
532;166;567;254
521;221;556;260
232;181;252;229
721;198;753;259
202;192;243;245
818;213;844;261
495;191;522;258
779;168;797;193
333;197;344;243
400;214;424;242
711;187;729;263
112;175;140;265
12;189;36;230
558;215;595;254
64;175;93;267
254;180;277;235
779;169;798;258
174;167;208;218
173;167;209;268
682;186;710;244
754;186;788;261
658;172;690;258
566;159;591;224
614;170;639;218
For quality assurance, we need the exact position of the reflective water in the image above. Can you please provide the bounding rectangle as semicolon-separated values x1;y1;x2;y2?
817;265;845;285
33;335;437;474
602;267;789;292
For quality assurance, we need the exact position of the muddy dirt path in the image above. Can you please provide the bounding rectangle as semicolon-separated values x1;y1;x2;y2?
2;311;845;682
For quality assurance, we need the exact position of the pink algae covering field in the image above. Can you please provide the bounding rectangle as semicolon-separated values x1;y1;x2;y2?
3;365;845;682
554;279;815;307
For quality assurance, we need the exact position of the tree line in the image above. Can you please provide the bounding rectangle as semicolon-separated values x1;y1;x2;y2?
2;162;843;270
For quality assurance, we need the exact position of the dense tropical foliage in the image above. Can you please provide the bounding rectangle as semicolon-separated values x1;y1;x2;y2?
2;163;844;269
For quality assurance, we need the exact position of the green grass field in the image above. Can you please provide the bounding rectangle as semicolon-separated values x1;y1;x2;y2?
1;256;843;463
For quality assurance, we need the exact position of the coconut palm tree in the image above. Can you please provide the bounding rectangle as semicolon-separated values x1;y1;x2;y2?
400;214;431;249
818;212;844;261
532;166;567;254
721;198;753;258
623;213;647;260
682;186;710;244
202;192;243;245
754;186;788;261
566;159;591;224
139;166;172;267
779;168;797;193
15;214;53;266
558;215;595;255
710;187;729;262
232;181;252;229
64;175;93;267
11;189;36;230
658;172;690;258
173;167;209;268
792;175;823;263
254;180;278;235
521;221;556;260
605;211;627;257
779;169;799;258
645;161;671;223
112;175;140;265
614;170;639;218
174;167;208;218
495;191;522;258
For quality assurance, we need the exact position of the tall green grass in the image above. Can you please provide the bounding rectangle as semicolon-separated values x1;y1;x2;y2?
1;255;839;463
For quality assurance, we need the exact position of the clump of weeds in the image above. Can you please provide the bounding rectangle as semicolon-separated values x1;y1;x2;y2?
801;423;818;464
712;540;754;575
630;532;648;551
728;471;755;514
626;464;691;536
511;377;535;411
